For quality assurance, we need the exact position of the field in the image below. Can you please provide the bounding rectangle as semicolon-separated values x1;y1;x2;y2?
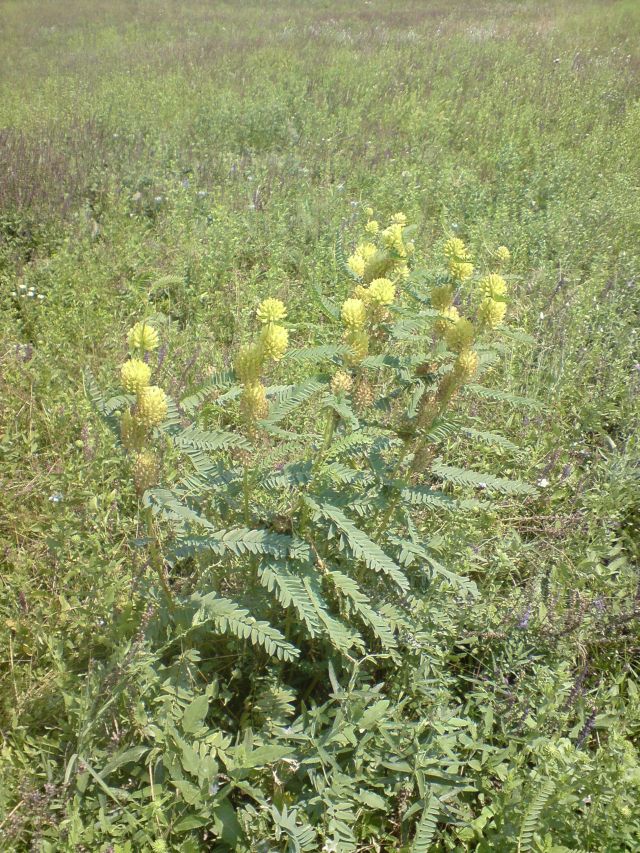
1;0;639;850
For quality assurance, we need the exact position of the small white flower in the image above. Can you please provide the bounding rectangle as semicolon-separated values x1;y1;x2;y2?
537;478;550;488
539;312;545;319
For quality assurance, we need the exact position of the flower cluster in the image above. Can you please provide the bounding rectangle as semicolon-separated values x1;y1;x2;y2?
346;210;414;285
423;238;512;415
235;298;290;424
119;321;166;494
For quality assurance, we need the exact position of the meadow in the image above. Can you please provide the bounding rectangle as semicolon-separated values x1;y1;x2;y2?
1;0;639;850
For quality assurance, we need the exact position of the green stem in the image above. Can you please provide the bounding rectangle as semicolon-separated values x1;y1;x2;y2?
372;440;410;538
243;465;251;526
145;506;175;611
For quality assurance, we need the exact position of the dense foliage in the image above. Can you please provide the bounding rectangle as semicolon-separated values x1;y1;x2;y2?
1;1;639;851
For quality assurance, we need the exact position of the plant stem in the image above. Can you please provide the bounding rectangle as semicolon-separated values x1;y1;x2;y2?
144;506;175;611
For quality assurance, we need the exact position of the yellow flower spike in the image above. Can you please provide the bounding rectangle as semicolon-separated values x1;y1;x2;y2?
495;245;511;264
341;298;367;330
330;371;353;396
449;260;474;282
367;278;396;306
121;408;146;451
353;284;371;302
445;318;475;353
345;329;370;365
256;298;287;325
478;298;507;328
396;263;410;280
479;273;507;300
365;207;374;218
240;382;269;421
121;358;152;394
235;343;264;383
454;349;480;381
347;253;366;279
431;285;454;311
382;224;406;256
365;220;379;235
433;305;460;337
133;449;159;496
128;321;159;353
391;212;407;225
137;386;168;428
260;324;289;361
443;237;470;261
359;242;378;261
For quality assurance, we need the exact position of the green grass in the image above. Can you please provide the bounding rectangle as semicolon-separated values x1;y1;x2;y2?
1;0;639;850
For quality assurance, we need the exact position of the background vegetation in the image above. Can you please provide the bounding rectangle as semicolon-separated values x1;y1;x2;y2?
1;0;639;850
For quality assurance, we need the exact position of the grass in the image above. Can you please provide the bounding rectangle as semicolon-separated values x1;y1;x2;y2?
1;0;639;850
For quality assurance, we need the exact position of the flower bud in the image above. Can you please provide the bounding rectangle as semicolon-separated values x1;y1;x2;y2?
495;245;511;264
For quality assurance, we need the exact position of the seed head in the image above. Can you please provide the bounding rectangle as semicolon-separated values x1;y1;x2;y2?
128;321;159;353
341;298;367;329
256;298;287;325
352;377;374;411
260;324;289;361
137;386;168;428
121;358;151;394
